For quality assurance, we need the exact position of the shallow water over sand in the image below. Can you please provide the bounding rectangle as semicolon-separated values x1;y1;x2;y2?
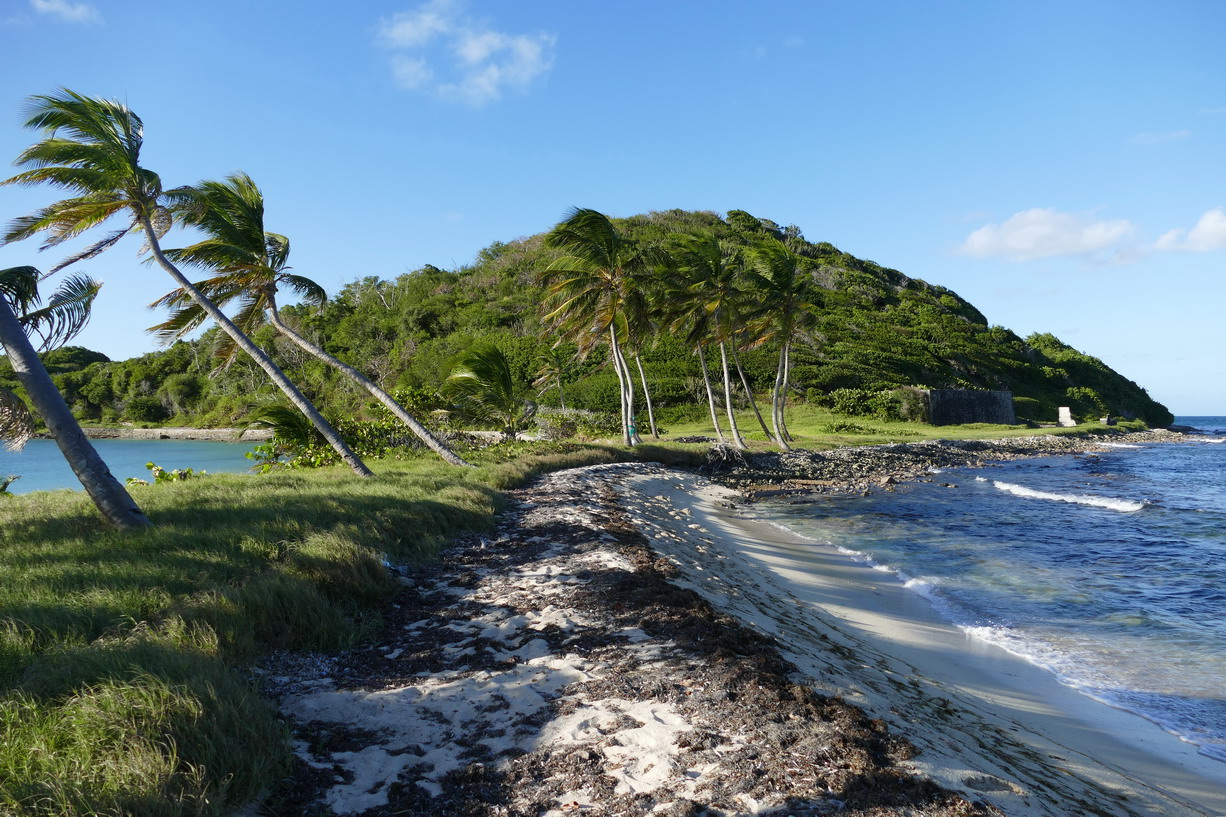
0;438;258;494
753;418;1226;764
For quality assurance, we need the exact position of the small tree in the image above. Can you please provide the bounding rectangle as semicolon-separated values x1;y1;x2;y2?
442;343;537;441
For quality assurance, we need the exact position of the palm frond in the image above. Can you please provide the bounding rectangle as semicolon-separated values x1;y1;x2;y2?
147;302;209;344
48;227;130;273
0;389;35;452
242;403;322;449
22;273;101;350
280;273;326;306
0;266;42;314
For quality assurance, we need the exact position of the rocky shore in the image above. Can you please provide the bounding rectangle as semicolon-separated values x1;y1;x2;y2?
705;429;1189;497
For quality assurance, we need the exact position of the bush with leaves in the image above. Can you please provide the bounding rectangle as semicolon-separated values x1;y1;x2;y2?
126;461;207;486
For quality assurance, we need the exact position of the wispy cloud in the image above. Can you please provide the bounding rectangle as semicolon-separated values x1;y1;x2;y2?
30;0;100;24
1199;106;1226;115
1130;129;1191;146
956;208;1137;263
377;0;555;106
1155;208;1226;252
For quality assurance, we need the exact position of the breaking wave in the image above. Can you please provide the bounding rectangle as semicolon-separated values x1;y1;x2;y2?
991;480;1146;512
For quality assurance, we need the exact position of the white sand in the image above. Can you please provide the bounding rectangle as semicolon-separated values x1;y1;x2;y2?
278;464;712;815
620;469;1226;817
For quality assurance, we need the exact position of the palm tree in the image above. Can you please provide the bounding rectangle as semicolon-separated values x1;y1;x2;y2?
745;240;818;449
658;252;725;443
670;234;751;449
0;89;372;477
149;173;470;467
0;265;150;528
441;343;536;440
540;208;651;446
533;344;575;409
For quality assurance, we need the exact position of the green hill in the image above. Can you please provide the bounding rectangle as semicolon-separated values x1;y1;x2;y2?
5;208;1173;429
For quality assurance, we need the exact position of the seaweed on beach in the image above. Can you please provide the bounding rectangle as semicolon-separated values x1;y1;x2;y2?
258;464;1002;817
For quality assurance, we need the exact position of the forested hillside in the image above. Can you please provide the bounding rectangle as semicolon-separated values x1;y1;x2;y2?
0;209;1174;430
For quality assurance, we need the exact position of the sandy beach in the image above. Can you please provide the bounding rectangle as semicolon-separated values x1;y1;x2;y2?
259;450;1226;816
623;468;1226;816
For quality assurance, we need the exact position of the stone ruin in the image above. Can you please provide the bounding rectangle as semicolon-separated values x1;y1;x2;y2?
926;389;1017;426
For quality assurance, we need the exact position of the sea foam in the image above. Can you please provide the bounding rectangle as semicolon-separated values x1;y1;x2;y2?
991;480;1145;512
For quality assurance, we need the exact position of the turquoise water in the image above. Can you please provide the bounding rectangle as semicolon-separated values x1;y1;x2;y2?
0;438;258;494
752;417;1226;763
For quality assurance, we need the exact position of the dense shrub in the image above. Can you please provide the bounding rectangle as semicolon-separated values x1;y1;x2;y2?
125;395;167;423
828;388;877;417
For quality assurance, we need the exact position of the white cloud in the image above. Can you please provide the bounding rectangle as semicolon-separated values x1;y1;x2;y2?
376;1;555;106
380;0;454;48
1155;208;1226;252
30;0;99;24
1131;129;1191;145
957;208;1137;262
390;55;433;89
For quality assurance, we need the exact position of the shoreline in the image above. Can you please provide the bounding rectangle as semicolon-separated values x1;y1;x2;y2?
37;426;273;441
707;428;1191;498
260;431;1225;815
624;468;1226;816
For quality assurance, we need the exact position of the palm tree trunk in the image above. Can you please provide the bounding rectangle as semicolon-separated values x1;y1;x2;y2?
719;342;747;450
633;355;659;440
608;327;633;445
771;340;791;450
140;220;373;477
696;345;725;443
0;296;151;529
781;340;794;442
731;346;772;440
266;309;471;467
615;340;640;445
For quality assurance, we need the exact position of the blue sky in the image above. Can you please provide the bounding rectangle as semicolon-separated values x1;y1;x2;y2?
1;0;1223;414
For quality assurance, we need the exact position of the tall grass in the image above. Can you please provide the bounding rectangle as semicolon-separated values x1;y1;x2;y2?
0;446;637;816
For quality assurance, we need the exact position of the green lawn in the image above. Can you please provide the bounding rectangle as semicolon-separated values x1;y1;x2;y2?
654;401;1129;449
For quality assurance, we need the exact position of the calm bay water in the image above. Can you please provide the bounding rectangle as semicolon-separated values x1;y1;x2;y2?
753;417;1226;762
0;438;258;494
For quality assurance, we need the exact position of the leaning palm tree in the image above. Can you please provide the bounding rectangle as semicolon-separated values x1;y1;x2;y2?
745;240;819;449
0;265;150;528
149;173;470;467
540;208;652;445
0;89;371;477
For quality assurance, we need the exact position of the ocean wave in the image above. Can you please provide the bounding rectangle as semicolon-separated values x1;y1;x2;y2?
1198;437;1225;444
961;624;1226;762
1100;442;1141;449
992;480;1146;512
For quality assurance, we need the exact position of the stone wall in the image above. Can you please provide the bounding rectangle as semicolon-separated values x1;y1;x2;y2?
926;389;1017;426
